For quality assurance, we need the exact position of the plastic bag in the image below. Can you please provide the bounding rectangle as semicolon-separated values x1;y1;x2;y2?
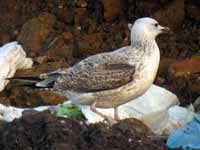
167;114;200;149
0;42;33;91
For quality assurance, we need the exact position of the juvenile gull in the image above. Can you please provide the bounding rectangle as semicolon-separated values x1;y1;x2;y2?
12;17;169;124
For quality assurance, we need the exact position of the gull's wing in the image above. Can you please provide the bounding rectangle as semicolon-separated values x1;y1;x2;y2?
54;48;135;92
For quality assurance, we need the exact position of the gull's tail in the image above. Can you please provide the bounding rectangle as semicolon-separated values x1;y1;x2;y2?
8;74;60;91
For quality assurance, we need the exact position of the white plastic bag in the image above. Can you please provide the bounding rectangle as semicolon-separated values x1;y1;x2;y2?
141;105;194;135
0;42;33;91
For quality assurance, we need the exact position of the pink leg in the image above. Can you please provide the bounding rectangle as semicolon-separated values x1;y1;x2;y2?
91;102;117;125
114;107;120;121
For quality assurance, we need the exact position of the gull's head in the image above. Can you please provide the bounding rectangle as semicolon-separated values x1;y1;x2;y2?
131;17;169;45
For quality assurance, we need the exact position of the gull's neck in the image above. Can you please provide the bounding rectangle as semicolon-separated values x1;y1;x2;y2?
130;29;157;50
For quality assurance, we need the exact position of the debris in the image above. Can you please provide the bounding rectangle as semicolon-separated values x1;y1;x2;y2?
167;114;200;149
56;104;85;119
193;96;200;113
0;42;33;91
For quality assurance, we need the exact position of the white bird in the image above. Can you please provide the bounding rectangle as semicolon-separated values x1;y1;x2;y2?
11;17;169;124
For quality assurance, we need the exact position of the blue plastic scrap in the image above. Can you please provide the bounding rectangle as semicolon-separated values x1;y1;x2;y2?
167;114;200;149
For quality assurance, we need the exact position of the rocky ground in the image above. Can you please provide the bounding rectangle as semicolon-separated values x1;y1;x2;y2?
0;0;199;149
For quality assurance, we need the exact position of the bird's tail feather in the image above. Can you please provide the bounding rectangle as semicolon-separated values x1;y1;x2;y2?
8;74;59;91
8;76;42;82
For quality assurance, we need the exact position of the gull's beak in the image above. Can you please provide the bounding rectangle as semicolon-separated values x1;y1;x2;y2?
161;26;170;33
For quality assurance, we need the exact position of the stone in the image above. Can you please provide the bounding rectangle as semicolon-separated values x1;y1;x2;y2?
75;8;87;27
76;0;87;8
189;78;200;94
0;33;10;45
34;56;49;64
158;58;175;76
103;0;124;21
17;13;56;57
153;0;185;29
62;32;74;41
44;35;74;62
76;33;112;57
169;55;200;77
186;0;200;21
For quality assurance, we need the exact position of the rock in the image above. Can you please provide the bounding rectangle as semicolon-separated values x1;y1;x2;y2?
166;55;200;103
0;97;11;106
77;33;110;57
76;0;87;8
158;58;175;76
153;0;185;29
44;35;74;62
0;0;24;31
34;56;49;64
17;13;56;57
75;7;87;27
169;55;200;77
155;76;166;85
62;32;74;41
0;33;10;45
113;118;152;135
52;1;75;25
186;0;200;21
193;96;200;113
103;0;124;21
189;78;200;94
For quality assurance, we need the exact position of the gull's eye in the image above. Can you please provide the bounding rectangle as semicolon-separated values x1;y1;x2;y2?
154;23;158;27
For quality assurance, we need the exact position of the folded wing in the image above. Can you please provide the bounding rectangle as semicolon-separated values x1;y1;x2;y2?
54;53;135;93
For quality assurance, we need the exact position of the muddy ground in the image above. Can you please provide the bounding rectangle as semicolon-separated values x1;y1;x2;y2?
0;111;167;150
0;0;199;149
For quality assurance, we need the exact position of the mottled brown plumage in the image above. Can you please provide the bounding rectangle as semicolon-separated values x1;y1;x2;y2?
53;51;135;93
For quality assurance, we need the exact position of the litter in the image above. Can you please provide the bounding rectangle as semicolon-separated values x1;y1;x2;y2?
167;114;200;149
0;42;33;91
193;96;200;113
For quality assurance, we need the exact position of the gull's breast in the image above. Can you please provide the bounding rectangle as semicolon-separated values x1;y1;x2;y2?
90;50;160;108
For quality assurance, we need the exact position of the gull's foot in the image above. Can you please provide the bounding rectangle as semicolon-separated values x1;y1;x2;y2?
104;116;118;125
91;102;119;125
114;107;120;121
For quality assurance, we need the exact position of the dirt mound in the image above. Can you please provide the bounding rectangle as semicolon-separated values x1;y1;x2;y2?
0;111;167;150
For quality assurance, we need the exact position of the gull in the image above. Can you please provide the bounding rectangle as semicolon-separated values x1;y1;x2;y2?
11;17;169;124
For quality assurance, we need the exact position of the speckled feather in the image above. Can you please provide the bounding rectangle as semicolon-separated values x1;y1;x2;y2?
53;47;136;93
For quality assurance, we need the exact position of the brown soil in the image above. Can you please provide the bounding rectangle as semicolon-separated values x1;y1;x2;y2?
0;111;167;150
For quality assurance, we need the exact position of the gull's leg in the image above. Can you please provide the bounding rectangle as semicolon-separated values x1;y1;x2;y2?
91;101;117;125
114;107;120;121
